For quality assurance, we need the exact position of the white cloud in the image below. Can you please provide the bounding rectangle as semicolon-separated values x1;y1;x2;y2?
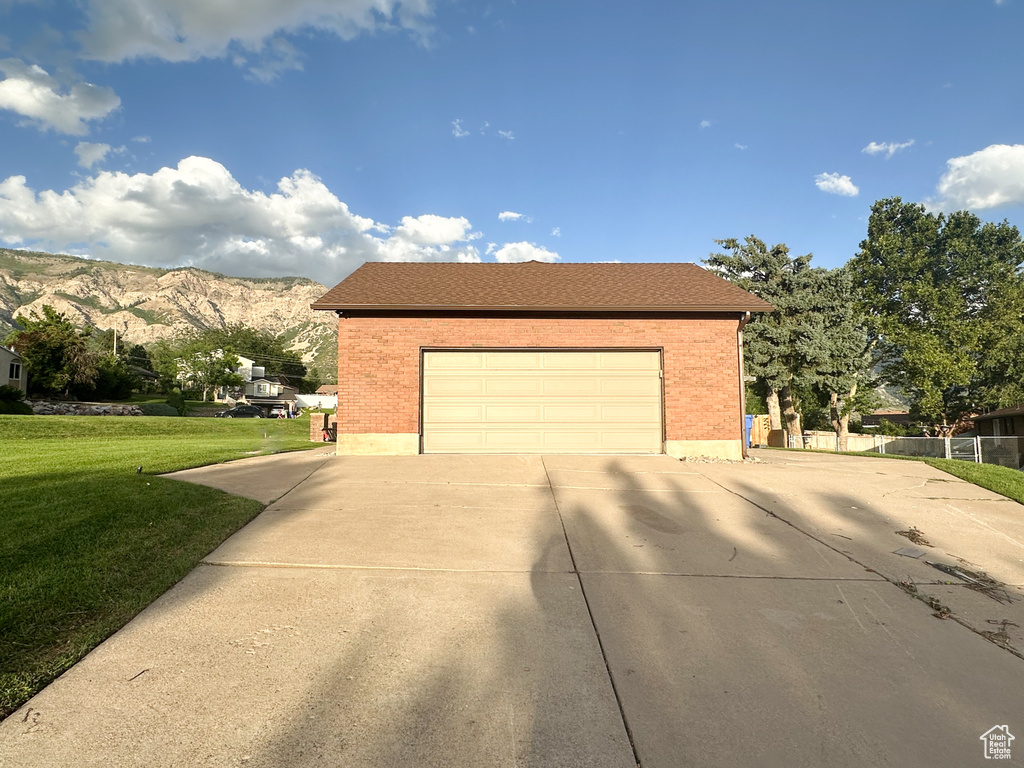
551;227;560;237
0;156;483;284
734;143;747;150
76;0;436;78
392;213;477;245
498;211;523;222
245;36;304;82
814;172;859;197
132;135;151;143
451;118;469;138
74;141;111;168
493;241;559;263
930;144;1024;211
699;119;711;129
0;58;120;135
862;140;914;158
497;129;514;140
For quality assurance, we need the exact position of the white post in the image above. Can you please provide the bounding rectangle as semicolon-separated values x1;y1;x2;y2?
975;435;982;463
944;437;951;460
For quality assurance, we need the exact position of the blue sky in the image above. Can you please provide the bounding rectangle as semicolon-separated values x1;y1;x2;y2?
0;0;1022;286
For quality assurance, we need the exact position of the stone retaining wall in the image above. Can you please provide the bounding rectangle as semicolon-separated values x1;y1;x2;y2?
27;401;144;416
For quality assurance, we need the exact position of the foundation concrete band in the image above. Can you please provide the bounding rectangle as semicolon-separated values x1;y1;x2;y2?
336;434;743;460
335;433;420;456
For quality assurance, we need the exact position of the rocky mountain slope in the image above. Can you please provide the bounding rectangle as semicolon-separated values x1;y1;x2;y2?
0;249;338;376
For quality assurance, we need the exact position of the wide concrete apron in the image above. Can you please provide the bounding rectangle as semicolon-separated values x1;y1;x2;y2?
2;451;1022;767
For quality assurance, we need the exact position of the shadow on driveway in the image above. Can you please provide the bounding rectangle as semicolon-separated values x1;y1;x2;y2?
1;451;1022;767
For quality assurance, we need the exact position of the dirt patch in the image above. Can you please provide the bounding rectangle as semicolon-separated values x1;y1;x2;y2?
896;527;933;547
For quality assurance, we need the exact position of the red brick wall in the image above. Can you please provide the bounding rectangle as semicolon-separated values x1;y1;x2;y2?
308;412;338;442
335;316;743;443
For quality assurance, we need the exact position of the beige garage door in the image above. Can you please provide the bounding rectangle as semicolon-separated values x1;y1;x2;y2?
422;350;663;454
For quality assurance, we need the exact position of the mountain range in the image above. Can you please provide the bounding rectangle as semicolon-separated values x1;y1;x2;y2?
0;249;338;379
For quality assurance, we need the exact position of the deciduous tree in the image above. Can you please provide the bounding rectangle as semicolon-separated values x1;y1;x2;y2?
849;198;1024;426
4;306;98;397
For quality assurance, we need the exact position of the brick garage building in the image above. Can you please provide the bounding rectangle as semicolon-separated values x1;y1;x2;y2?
311;262;771;460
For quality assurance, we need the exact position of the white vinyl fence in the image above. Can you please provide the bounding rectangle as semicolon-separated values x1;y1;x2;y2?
788;431;1023;469
295;394;337;410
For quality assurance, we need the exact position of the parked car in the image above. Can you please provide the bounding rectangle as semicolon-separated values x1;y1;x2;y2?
269;405;288;418
215;404;264;418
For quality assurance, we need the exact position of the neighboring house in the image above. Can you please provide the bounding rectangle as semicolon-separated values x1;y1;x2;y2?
974;406;1024;468
245;376;298;414
316;384;339;396
311;261;772;459
1;345;26;393
861;409;912;428
215;355;266;402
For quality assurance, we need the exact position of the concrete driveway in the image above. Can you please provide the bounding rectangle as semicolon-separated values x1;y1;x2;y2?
2;449;1023;767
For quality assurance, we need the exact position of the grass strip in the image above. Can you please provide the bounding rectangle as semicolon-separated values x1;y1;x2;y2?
764;446;1024;506
0;415;320;719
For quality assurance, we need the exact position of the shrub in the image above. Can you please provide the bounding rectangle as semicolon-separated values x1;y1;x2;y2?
139;402;179;417
0;384;26;402
0;399;32;414
166;388;188;417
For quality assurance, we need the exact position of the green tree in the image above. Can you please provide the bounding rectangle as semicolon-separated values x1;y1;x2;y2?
3;306;98;397
77;354;140;401
705;237;821;439
204;324;307;379
175;344;242;401
849;198;1024;427
707;238;877;445
799;267;879;449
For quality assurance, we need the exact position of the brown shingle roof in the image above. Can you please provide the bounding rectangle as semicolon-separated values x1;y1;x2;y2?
311;262;773;313
973;405;1024;421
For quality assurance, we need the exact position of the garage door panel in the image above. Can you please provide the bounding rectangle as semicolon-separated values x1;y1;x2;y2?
542;404;603;421
543;378;602;396
423;404;484;421
600;351;661;369
486;352;544;369
423;431;485;451
484;431;544;450
424;377;485;396
484;405;544;421
422;350;663;454
602;431;664;451
601;404;662;421
424;352;485;369
544;431;602;449
542;352;601;369
486;378;543;396
600;377;662;396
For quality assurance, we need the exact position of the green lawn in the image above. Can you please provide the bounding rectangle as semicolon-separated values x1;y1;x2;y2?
0;415;320;719
767;447;1024;506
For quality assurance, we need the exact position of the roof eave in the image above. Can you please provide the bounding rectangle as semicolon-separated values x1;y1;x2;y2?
311;303;772;313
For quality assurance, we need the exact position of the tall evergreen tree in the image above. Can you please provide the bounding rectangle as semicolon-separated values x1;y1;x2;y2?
705;237;819;439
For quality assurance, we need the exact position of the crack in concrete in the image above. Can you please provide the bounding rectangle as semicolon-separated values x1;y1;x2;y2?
881;479;929;498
